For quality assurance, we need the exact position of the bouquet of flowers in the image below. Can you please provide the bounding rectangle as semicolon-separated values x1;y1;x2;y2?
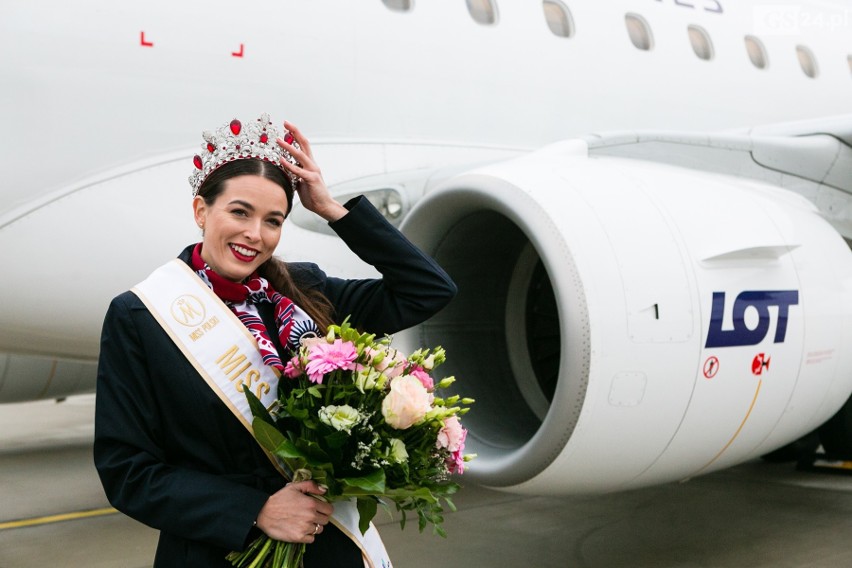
227;319;474;568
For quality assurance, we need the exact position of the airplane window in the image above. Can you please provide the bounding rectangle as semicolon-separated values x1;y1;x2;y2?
744;35;769;69
382;0;413;11
543;0;575;38
687;25;714;61
796;45;819;78
467;0;499;25
625;13;653;51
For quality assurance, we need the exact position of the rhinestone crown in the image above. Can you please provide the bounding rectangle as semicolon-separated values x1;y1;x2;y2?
188;113;300;195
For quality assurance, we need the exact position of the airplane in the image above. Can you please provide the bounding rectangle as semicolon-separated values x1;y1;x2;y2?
1;0;852;498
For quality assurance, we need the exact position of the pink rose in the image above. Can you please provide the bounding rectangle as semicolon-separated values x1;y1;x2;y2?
437;417;468;474
363;346;407;379
383;349;408;379
409;365;434;391
381;376;432;429
283;356;303;379
448;445;466;474
300;337;325;350
436;416;465;452
363;346;388;370
305;339;357;384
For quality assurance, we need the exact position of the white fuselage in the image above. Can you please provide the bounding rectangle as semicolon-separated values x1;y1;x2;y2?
2;1;852;492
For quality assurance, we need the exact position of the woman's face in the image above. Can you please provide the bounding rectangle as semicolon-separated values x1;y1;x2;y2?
192;174;289;281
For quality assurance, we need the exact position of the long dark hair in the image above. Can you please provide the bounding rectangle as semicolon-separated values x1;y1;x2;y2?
197;159;335;331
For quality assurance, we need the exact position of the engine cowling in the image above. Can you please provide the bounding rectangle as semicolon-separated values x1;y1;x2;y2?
399;140;852;494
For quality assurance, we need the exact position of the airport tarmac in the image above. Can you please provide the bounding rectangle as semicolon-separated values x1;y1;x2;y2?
3;395;852;568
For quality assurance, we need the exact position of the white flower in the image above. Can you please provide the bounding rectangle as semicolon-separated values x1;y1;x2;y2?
318;404;360;433
388;438;409;464
355;368;381;393
381;376;431;429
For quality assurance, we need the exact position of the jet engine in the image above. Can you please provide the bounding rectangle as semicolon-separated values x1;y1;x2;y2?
400;140;852;494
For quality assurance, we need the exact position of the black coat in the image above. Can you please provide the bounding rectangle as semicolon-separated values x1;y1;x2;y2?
94;197;456;567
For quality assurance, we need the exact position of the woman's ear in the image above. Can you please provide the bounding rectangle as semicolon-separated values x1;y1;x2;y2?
192;195;207;230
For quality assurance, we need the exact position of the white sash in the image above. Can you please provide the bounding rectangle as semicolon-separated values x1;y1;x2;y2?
132;259;392;568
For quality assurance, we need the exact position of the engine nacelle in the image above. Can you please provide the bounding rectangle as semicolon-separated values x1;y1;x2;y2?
400;140;852;494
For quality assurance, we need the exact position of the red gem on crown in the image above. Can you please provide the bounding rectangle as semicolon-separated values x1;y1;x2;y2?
206;142;215;152
230;119;242;135
284;132;295;145
260;133;268;144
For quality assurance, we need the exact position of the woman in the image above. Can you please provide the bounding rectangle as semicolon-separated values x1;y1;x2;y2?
94;114;457;567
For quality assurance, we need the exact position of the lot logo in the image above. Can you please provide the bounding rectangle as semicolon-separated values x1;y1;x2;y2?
705;290;799;348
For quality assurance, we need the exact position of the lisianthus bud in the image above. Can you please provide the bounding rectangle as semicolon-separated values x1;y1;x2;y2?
425;406;453;421
431;347;446;367
371;350;386;366
461;397;475;405
437;376;456;389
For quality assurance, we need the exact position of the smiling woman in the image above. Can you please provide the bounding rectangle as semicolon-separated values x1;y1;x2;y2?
93;114;457;568
195;171;289;279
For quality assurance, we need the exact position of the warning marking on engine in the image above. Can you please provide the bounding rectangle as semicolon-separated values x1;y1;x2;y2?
752;353;770;375
806;349;835;365
703;356;719;379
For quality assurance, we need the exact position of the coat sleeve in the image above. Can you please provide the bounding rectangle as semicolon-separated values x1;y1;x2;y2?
93;293;269;552
298;195;457;335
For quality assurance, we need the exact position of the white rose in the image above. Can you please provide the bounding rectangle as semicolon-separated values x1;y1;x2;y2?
381;376;431;429
318;404;360;433
388;438;409;464
355;368;380;393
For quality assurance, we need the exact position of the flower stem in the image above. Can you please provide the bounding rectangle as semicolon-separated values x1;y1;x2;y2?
245;537;272;568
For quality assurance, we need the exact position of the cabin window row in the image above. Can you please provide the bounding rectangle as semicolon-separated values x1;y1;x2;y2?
626;13;822;79
381;0;846;80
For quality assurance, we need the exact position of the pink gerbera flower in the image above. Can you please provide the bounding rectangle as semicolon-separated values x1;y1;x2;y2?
304;339;358;384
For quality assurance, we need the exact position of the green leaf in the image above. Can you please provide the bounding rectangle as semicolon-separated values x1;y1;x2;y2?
293;438;331;465
444;496;457;512
356;497;378;535
381;486;437;503
307;386;322;398
340;469;386;494
252;419;287;453
244;389;275;426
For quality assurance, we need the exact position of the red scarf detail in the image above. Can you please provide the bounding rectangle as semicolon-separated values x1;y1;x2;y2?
190;243;294;370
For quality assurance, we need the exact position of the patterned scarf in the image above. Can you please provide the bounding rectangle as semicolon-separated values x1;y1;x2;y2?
190;244;293;371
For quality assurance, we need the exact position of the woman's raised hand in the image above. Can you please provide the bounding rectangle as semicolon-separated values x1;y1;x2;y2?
255;480;333;543
277;121;348;222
